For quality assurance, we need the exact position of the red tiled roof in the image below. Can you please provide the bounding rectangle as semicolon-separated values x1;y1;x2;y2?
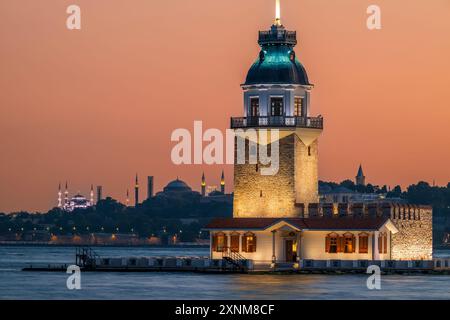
205;218;282;230
205;216;389;231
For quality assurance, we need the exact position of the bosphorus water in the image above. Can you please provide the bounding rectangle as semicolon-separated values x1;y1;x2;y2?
0;246;449;300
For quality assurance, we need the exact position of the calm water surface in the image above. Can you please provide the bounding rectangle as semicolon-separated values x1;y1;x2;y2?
0;246;449;300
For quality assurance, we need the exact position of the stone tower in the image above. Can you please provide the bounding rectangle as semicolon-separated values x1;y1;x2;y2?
231;12;323;218
356;165;366;186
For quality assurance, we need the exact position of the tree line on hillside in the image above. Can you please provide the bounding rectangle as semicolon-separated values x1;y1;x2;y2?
0;181;449;243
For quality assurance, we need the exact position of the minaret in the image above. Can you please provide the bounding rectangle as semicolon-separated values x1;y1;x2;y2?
201;172;206;197
126;189;130;207
90;184;94;205
231;0;323;218
220;170;225;194
57;183;62;208
96;186;103;204
147;176;154;199
356;165;366;186
134;174;139;206
64;181;69;206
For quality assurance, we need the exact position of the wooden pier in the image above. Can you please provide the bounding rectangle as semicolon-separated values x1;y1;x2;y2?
21;247;450;274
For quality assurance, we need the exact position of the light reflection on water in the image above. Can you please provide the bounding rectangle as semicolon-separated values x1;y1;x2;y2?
0;246;449;300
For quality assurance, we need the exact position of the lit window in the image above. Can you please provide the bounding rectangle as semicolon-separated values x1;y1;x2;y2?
343;233;355;253
359;233;369;254
212;232;227;252
242;232;257;253
294;97;303;117
270;97;284;116
325;233;339;253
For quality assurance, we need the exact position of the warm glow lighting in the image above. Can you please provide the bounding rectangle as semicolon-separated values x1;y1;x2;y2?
275;0;281;26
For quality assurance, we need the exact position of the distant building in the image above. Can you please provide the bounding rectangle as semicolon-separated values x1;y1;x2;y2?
156;178;199;198
206;185;218;195
356;165;366;186
319;185;405;204
58;183;94;212
320;186;357;204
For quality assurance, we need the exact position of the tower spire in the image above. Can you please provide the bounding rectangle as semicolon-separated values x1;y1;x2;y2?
90;184;94;205
64;181;69;205
58;183;62;208
275;0;281;26
135;173;139;207
356;164;366;186
201;172;206;197
126;189;130;207
220;170;225;194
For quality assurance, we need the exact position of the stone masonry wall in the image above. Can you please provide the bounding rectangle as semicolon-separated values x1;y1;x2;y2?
233;134;297;217
295;137;319;209
390;206;433;260
233;133;319;218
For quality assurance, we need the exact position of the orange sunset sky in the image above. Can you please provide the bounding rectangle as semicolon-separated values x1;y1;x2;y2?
1;0;449;212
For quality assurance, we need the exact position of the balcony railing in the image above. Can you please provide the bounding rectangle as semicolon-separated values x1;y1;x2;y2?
230;116;323;129
258;30;297;46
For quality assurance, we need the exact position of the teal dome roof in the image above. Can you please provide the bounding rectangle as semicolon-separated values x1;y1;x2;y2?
245;46;310;85
244;25;310;86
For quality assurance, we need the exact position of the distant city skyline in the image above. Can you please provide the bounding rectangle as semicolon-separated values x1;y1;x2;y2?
1;0;450;212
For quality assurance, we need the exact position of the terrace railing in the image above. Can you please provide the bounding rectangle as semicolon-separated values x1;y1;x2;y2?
230;116;323;129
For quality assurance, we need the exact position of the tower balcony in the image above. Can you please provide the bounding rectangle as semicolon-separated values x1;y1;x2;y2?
258;29;297;46
230;116;323;129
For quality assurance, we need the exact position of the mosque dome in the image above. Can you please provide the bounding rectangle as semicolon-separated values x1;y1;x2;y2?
163;179;192;193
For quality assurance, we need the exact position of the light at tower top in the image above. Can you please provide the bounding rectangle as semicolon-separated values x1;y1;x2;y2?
275;0;281;26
